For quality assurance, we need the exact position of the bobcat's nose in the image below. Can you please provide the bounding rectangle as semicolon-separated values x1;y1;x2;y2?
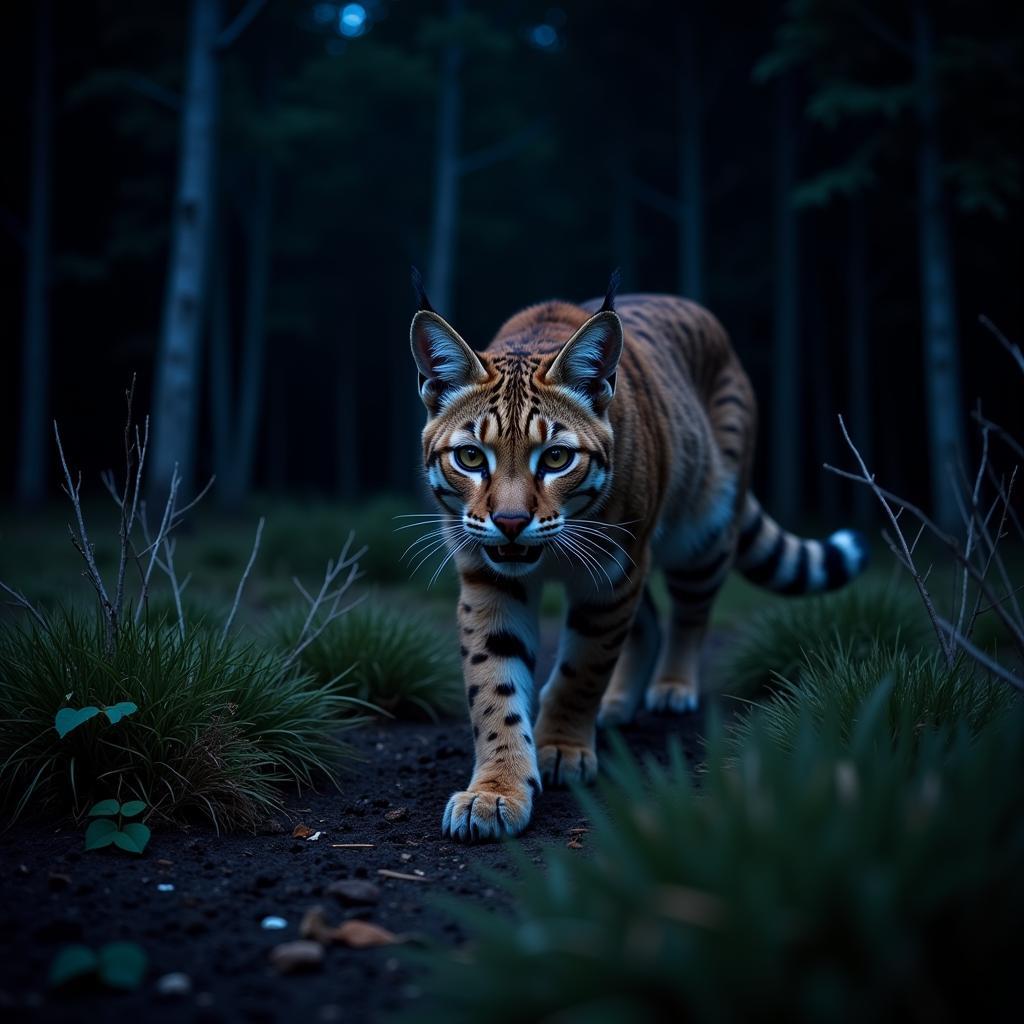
492;511;531;541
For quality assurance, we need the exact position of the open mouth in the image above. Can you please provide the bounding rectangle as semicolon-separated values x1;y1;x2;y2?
484;543;544;564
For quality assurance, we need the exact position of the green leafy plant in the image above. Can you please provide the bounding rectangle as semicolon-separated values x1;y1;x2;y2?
49;942;147;991
84;798;150;854
408;689;1024;1023
54;701;137;738
0;609;362;829
271;598;462;720
722;580;931;698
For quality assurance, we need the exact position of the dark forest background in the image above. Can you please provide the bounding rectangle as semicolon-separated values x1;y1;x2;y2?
2;0;1021;533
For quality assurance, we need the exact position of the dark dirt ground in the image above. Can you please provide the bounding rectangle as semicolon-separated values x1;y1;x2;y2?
0;701;709;1024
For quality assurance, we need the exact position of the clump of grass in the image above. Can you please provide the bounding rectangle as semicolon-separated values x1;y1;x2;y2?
722;580;932;698
0;608;362;830
731;642;1014;755
271;598;462;720
408;689;1024;1022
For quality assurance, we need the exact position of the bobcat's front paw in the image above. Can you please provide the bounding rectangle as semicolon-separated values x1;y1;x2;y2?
441;782;535;843
645;679;699;714
536;741;598;787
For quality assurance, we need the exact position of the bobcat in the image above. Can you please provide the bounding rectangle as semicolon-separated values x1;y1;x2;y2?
408;272;867;842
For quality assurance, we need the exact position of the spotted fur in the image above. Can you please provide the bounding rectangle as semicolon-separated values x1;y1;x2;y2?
409;280;868;842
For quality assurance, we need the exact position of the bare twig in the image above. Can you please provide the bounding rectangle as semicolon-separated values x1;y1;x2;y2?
54;420;117;652
0;581;52;636
216;0;268;50
286;533;367;666
828;415;955;665
221;517;265;646
825;459;1024;658
936;617;1024;693
980;314;1024;376
162;538;187;641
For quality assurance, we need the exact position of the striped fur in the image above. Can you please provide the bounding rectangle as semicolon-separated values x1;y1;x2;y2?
409;286;868;842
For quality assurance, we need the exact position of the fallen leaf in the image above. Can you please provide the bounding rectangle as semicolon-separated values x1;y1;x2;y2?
384;807;408;822
269;940;324;974
292;824;313;839
300;906;402;948
333;920;401;949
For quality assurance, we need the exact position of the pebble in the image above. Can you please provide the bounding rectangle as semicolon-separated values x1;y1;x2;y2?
156;972;192;998
325;879;380;906
157;883;175;892
260;915;288;930
269;940;324;974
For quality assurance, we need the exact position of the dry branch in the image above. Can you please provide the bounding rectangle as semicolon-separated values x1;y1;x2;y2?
221;516;265;646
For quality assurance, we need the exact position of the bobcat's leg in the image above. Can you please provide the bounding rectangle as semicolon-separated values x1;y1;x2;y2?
535;554;648;786
647;544;731;714
597;585;662;727
442;568;542;843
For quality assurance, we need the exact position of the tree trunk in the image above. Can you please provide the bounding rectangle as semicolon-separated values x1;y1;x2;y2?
846;197;872;525
770;75;801;526
220;153;273;508
149;0;221;501
427;0;463;317
677;12;703;301
913;0;965;533
17;0;52;507
207;231;232;486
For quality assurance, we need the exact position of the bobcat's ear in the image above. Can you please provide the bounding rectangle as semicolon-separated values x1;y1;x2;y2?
544;310;623;413
410;310;488;413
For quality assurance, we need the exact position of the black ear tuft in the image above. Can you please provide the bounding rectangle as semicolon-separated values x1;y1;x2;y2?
411;265;435;313
599;268;621;313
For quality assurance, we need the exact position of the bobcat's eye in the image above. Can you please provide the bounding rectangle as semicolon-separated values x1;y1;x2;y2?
541;447;572;472
455;446;486;471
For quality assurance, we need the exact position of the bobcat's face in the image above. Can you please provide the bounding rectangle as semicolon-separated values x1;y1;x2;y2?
410;307;623;577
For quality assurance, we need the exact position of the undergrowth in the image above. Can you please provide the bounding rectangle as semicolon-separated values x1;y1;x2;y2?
722;580;932;697
409;682;1024;1022
730;643;1014;753
271;598;462;720
0;609;363;830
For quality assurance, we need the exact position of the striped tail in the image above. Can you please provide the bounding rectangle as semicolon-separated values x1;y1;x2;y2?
734;494;869;595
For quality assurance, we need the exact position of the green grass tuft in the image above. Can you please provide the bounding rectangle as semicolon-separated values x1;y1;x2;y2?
270;598;463;720
721;580;933;697
0;608;362;830
730;643;1014;754
408;689;1024;1022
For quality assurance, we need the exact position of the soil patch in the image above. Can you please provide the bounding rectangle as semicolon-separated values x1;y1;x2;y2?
0;706;707;1023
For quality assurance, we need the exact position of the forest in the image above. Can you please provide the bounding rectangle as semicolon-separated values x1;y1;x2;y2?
0;1;1022;1022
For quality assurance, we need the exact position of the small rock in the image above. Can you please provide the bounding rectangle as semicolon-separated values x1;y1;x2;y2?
48;872;72;891
325;879;380;906
260;915;288;930
156;972;192;998
384;807;408;823
269;941;323;974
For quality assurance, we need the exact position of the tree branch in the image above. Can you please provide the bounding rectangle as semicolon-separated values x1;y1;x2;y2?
458;119;549;177
216;0;269;51
221;516;264;646
828;415;955;664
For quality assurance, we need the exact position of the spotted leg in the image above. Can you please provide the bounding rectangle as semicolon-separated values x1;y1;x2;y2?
596;585;662;727
646;546;730;714
441;567;542;843
535;558;648;786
